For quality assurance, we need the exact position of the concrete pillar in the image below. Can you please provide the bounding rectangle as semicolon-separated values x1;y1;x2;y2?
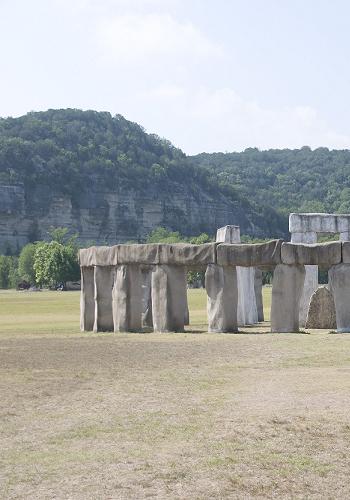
93;265;114;332
328;264;350;332
271;264;305;333
113;264;142;332
141;268;153;327
80;266;95;331
151;265;187;332
216;225;258;325
291;231;317;326
205;264;238;333
254;268;264;322
340;232;350;242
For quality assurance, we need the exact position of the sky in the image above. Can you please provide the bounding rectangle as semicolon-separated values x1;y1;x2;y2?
1;0;350;154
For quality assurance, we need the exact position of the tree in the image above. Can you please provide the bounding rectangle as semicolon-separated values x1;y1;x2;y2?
18;243;36;283
33;241;80;288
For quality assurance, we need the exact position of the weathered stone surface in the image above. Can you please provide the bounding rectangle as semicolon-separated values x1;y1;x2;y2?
113;264;142;332
159;243;217;267
254;268;264;322
80;267;95;331
342;242;350;263
329;264;350;332
289;213;350;234
151;265;187;332
79;246;118;267
216;224;258;326
93;266;114;332
141;269;153;327
281;242;341;266
217;239;283;267
205;264;238;333
305;286;336;329
271;264;305;333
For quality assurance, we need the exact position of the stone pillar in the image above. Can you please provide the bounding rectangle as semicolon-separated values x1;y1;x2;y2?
80;266;95;331
141;268;153;327
151;265;187;333
271;264;305;333
205;264;238;333
328;264;350;332
93;265;114;332
254;268;264;322
216;225;258;325
291;231;317;326
113;264;142;332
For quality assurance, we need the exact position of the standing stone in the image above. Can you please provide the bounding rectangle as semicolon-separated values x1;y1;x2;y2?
254;268;264;322
93;266;114;332
305;286;336;329
205;264;238;333
329;264;350;332
113;264;142;332
80;266;95;331
271;264;305;333
216;225;258;326
141;268;153;327
151;265;187;332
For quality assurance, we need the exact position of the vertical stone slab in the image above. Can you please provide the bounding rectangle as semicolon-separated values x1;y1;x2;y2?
151;265;187;333
271;264;305;333
205;264;238;333
80;266;95;331
216;225;258;326
291;231;318;326
113;264;142;332
328;264;350;332
93;266;114;332
141;268;153;327
254;268;264;322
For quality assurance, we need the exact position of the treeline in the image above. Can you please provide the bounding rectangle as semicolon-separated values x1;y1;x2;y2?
193;147;350;216
0;228;80;289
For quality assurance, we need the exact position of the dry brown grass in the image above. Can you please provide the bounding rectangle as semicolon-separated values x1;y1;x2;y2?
1;288;350;499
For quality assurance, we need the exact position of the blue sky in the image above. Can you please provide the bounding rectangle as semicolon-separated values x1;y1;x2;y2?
1;0;350;153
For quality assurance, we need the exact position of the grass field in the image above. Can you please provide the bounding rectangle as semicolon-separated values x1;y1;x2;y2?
1;288;350;499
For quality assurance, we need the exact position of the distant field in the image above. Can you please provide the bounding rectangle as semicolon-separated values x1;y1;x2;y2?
2;287;350;499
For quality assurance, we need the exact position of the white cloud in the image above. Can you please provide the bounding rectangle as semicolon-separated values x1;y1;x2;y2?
134;86;350;153
96;13;224;64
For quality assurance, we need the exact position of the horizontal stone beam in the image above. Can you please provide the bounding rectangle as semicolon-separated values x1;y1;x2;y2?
79;240;350;268
289;213;350;234
79;243;217;267
281;241;341;266
216;240;283;267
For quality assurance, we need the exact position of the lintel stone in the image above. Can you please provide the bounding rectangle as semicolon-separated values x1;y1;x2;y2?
281;241;341;266
216;239;283;267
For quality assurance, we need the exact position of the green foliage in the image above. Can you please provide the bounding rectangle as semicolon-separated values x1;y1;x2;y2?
146;227;183;244
0;256;19;289
33;240;80;288
18;243;37;283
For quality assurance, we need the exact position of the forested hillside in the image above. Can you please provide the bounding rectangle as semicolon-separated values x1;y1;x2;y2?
194;147;350;216
0;109;284;252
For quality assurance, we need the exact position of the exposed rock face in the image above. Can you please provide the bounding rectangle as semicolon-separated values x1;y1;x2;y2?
305;286;336;330
0;183;273;253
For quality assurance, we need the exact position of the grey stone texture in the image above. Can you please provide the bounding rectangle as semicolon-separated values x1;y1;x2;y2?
205;264;238;333
254;268;264;322
216;239;283;267
305;286;336;330
271;264;305;333
216;225;258;326
141;269;153;327
93;266;114;332
80;266;95;331
151;265;187;332
289;213;350;234
328;264;350;332
342;242;350;263
112;264;142;332
281;242;341;266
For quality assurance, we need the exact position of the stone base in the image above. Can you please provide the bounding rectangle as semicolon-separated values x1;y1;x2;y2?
205;264;238;333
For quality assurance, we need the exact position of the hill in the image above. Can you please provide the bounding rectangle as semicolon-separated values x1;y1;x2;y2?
0;109;284;252
193;147;350;217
